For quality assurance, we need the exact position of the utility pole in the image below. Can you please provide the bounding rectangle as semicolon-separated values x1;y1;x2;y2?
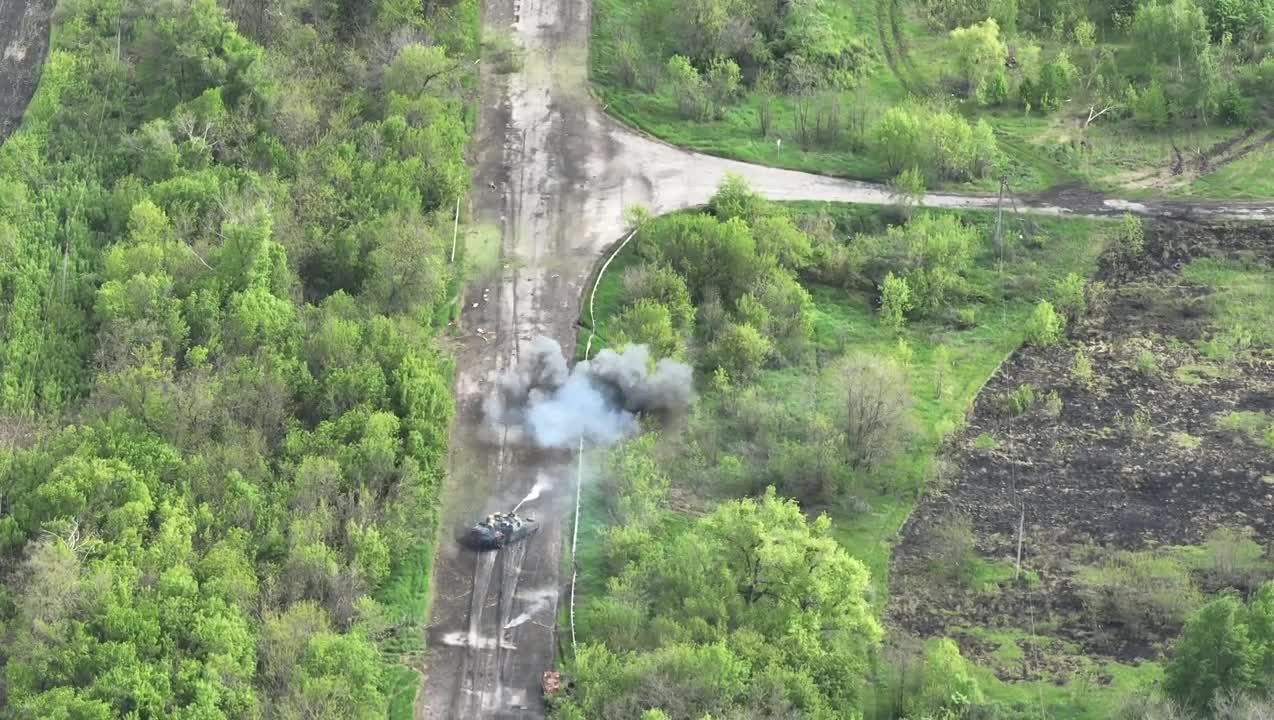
993;174;1006;268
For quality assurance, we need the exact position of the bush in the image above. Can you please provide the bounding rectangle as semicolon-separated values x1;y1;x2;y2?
929;514;977;580
1001;383;1037;416
889;166;926;218
703;322;772;380
1164;594;1263;714
1041;389;1063;417
610;300;683;359
905;638;985;718
1025;300;1065;346
878;272;914;331
704;57;741;118
872;106;926;175
950;19;1007;105
1072;346;1095;387
1081;550;1203;634
1134;80;1170;130
1053;272;1086;320
1111;213;1145;259
666;55;709;120
1201;527;1267;590
840;354;914;471
619;263;695;332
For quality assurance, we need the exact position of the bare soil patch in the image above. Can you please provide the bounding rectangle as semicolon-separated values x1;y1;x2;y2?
0;0;53;144
889;221;1274;677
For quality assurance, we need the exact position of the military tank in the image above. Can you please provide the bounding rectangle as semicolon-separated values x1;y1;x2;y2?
460;512;540;551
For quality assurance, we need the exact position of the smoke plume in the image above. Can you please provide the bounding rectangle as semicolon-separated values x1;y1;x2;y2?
483;336;693;449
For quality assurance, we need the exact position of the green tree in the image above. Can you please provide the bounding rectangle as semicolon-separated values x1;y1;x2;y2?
1133;0;1210;80
1025;300;1065;346
666;55;710;120
950;19;1008;104
751;214;813;270
704;322;772;379
619;263;696;331
1165;595;1259;713
705;57;742;119
905;638;985;718
872;106;926;175
879;271;914;331
889;166;926;219
1134;80;1172;129
611;300;684;358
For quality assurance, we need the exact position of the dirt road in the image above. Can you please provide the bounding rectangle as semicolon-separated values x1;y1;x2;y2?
0;0;51;144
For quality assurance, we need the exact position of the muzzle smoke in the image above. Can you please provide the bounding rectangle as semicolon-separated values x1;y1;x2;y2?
484;336;693;449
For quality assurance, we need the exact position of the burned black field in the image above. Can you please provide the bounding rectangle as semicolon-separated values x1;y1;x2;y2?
889;221;1274;679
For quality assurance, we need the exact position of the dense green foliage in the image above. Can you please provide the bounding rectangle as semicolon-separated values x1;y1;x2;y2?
1164;583;1274;714
569;179;1122;718
0;0;474;716
594;0;1273;194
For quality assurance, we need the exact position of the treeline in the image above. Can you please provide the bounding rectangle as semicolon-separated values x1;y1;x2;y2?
931;0;1272;127
0;0;473;717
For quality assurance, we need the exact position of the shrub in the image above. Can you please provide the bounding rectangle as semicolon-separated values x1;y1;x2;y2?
704;322;772;380
905;638;985;718
1081;550;1203;634
1053;272;1086;320
929;514;977;580
1134;348;1158;375
872;106;926;175
840;354;914;471
666;55;709;120
1201;527;1266;590
1002;383;1037;416
704;57;741;118
1164;595;1262;714
1042;389;1063;417
610;299;683;359
878;272;914;332
1111;213;1145;259
970;119;1000;177
1072;346;1095;387
1025;300;1065;346
619;263;695;332
1134;80;1170;129
950;19;1007;105
889;166;926;218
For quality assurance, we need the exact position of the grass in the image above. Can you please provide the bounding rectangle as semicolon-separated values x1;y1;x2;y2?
1180;258;1274;350
1217;411;1274;448
590;0;1272;199
945;626;1165;720
1189;142;1274;199
381;541;436;720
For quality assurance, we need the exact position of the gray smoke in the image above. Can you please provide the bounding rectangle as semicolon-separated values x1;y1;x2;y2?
483;336;693;449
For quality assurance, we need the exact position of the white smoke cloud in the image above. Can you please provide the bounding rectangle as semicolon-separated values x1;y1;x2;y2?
483;336;693;449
